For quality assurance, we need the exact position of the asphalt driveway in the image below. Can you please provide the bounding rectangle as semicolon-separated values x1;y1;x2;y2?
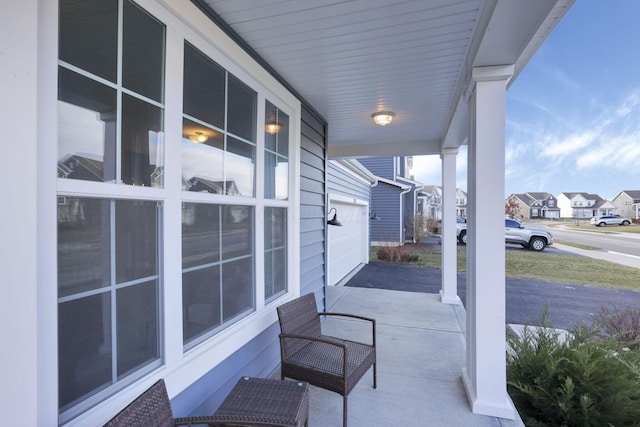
345;262;640;330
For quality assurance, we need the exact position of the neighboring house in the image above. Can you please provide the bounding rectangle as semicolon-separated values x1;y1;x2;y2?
557;192;616;218
358;156;423;244
3;2;574;426
326;159;377;286
612;190;640;220
419;186;467;221
509;192;560;219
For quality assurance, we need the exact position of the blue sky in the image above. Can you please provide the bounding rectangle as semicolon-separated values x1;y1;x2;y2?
413;0;640;200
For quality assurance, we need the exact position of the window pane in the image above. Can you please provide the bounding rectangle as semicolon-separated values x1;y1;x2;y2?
227;74;256;142
183;43;225;129
265;249;286;300
59;0;118;82
264;101;289;157
226;137;255;197
183;266;221;343
182;118;224;192
122;0;165;103
222;258;254;322
264;152;288;200
59;293;112;409
265;207;287;300
58;68;117;182
182;203;220;269
116;281;159;377
121;94;164;187
222;206;253;260
58;197;111;298
115;200;158;283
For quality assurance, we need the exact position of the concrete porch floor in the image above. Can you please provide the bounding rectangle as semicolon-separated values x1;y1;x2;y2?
292;286;525;427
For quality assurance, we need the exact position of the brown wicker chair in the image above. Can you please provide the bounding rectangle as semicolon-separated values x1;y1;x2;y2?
103;379;221;427
277;293;377;427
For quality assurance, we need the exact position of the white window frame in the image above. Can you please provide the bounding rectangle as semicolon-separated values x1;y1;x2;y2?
47;0;302;425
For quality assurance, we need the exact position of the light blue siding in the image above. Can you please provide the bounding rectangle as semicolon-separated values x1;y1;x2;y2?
327;162;371;202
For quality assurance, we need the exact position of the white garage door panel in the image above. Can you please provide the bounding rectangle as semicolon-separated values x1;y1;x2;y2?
328;202;367;286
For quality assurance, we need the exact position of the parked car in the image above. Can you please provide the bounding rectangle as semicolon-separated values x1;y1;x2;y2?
456;217;553;251
590;215;631;227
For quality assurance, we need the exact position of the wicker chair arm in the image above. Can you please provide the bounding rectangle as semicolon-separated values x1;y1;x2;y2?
173;416;222;426
319;312;376;347
279;333;348;350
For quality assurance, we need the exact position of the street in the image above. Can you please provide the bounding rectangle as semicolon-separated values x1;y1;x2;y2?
544;223;640;257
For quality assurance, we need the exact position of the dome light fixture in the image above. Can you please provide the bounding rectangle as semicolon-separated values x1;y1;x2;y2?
265;123;281;134
371;111;395;126
189;131;208;143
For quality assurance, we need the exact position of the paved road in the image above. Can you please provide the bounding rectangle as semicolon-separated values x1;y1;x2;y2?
345;262;640;330
548;224;640;257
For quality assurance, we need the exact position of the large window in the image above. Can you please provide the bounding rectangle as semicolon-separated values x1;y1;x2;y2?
182;43;257;196
58;198;161;414
56;0;295;422
182;203;255;346
58;0;165;187
57;0;165;421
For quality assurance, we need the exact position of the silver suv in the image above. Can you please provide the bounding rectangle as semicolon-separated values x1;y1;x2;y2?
456;218;553;251
590;215;631;227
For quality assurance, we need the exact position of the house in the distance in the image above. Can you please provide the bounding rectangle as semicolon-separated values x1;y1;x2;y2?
557;192;616;218
612;190;640;220
419;185;467;221
508;192;560;219
358;156;423;245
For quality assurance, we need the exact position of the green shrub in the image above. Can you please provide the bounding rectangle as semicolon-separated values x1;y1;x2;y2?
507;314;640;426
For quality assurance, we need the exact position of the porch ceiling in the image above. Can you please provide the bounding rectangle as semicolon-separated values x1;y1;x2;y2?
195;0;574;159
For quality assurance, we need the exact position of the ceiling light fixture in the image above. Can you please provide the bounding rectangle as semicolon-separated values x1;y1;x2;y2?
371;111;395;126
189;132;208;143
265;123;281;134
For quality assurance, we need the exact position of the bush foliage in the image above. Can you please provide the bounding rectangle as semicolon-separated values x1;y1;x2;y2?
507;311;640;426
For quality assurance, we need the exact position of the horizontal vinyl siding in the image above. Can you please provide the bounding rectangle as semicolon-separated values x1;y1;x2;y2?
299;107;327;308
358;157;395;180
370;182;402;243
327;161;371;202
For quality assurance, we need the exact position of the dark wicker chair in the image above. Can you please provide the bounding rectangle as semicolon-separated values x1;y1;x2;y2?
277;293;377;427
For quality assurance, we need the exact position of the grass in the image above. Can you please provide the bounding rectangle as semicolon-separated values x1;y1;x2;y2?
372;245;640;292
553;239;600;250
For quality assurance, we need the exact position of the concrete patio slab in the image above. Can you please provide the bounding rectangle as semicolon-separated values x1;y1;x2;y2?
280;286;524;426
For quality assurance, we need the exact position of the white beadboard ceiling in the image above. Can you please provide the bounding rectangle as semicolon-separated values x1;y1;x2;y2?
197;0;574;158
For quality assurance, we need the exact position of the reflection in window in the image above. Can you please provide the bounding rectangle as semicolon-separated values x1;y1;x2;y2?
264;101;289;200
182;43;256;197
265;207;287;301
182;203;254;347
58;198;160;413
57;0;165;188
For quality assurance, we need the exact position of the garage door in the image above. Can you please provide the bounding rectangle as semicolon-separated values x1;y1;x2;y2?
328;201;368;286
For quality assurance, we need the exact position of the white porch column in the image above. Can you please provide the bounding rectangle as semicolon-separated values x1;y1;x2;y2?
461;65;515;419
440;148;460;304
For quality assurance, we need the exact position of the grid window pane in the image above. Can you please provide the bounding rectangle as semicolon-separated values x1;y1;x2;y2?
59;0;118;82
222;258;254;322
122;0;165;103
265;207;287;300
264;101;288;200
221;206;253;260
58;198;111;298
264;152;288;200
183;43;225;128
58;293;112;409
115;200;158;283
226;137;255;197
182;266;221;343
182;118;225;193
227;74;256;142
58;68;117;182
121;94;164;187
182;203;221;268
116;281;159;377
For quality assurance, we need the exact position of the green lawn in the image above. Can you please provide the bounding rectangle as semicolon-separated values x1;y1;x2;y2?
372;245;640;292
